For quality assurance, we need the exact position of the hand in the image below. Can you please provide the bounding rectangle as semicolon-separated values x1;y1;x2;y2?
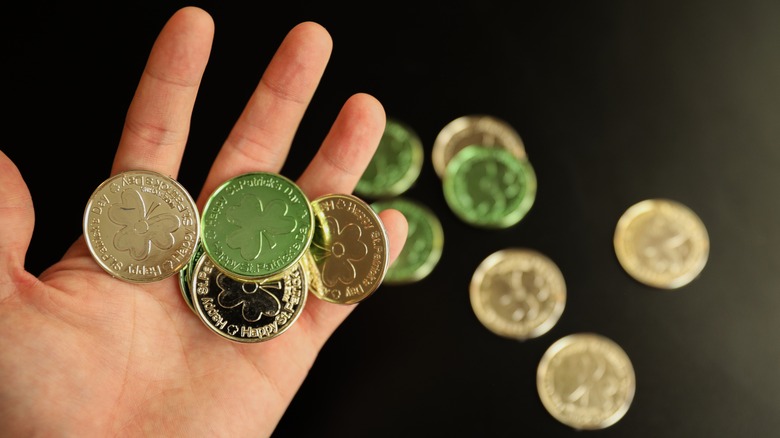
0;7;407;437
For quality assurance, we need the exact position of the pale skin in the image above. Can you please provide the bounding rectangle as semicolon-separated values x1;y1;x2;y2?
0;7;407;437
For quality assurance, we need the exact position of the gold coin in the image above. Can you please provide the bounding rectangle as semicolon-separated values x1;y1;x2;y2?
614;198;709;289
308;193;390;304
83;169;200;283
537;333;636;430
469;248;565;340
431;114;526;179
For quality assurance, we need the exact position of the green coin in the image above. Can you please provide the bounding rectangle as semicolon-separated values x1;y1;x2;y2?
372;197;443;285
354;118;424;199
200;172;314;279
443;145;537;229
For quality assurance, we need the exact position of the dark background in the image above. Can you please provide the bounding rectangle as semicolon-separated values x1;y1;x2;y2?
4;1;780;437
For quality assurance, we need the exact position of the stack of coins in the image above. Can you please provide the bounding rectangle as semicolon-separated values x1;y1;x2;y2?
434;115;537;229
84;169;391;343
355;117;445;285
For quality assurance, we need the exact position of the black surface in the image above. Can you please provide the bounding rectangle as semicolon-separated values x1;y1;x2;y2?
5;2;780;437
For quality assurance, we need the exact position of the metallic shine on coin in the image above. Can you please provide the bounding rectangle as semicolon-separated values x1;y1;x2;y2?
614;198;709;289
190;251;307;343
309;193;390;304
432;114;527;179
200;171;314;280
537;333;636;430
83;169;200;283
470;248;566;340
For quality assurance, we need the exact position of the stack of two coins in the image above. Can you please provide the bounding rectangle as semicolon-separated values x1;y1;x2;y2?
434;115;537;229
85;169;391;344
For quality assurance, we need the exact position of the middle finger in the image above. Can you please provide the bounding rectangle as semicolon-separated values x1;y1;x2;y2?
198;21;333;205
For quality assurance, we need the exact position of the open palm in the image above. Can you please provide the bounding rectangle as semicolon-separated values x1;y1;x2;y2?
0;7;407;437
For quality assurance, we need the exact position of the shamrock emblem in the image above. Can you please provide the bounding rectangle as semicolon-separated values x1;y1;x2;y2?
315;217;368;287
108;188;180;260
216;273;281;322
225;195;296;261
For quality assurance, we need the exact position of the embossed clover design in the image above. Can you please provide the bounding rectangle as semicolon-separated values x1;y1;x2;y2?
216;273;282;322
225;195;296;261
316;217;368;287
108;188;181;260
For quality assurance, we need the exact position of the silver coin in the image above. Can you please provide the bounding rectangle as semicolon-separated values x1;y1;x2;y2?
537;333;636;430
614;198;709;289
83;169;200;283
470;248;566;340
190;252;307;343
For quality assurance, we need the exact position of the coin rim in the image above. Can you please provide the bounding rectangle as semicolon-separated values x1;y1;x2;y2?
469;248;566;340
536;332;636;430
613;198;710;289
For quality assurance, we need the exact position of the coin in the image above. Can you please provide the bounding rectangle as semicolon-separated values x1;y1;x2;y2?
613;198;709;289
432;114;526;179
83;169;200;283
470;248;565;340
372;197;443;285
178;242;204;313
354;118;424;199
190;251;307;343
442;145;537;229
200;171;314;280
308;193;390;304
537;333;636;430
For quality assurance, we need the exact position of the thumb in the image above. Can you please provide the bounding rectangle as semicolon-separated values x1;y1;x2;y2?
0;150;35;289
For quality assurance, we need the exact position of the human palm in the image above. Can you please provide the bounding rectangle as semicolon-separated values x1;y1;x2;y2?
0;7;407;437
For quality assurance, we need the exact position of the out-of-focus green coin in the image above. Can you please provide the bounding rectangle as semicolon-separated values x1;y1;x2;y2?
200;172;314;280
354;118;424;199
372;197;443;285
443;145;537;229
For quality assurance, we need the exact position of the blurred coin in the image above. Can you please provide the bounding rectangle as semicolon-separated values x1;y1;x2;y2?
354;118;424;199
83;169;200;283
537;333;636;430
432;114;526;179
372;197;443;285
443;145;537;229
470;248;565;340
190;251;307;343
614;198;709;289
308;193;390;304
200;172;313;280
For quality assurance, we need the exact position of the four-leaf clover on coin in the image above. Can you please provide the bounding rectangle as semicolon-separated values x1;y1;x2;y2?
225;194;296;261
109;188;181;260
313;217;368;287
216;273;282;322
